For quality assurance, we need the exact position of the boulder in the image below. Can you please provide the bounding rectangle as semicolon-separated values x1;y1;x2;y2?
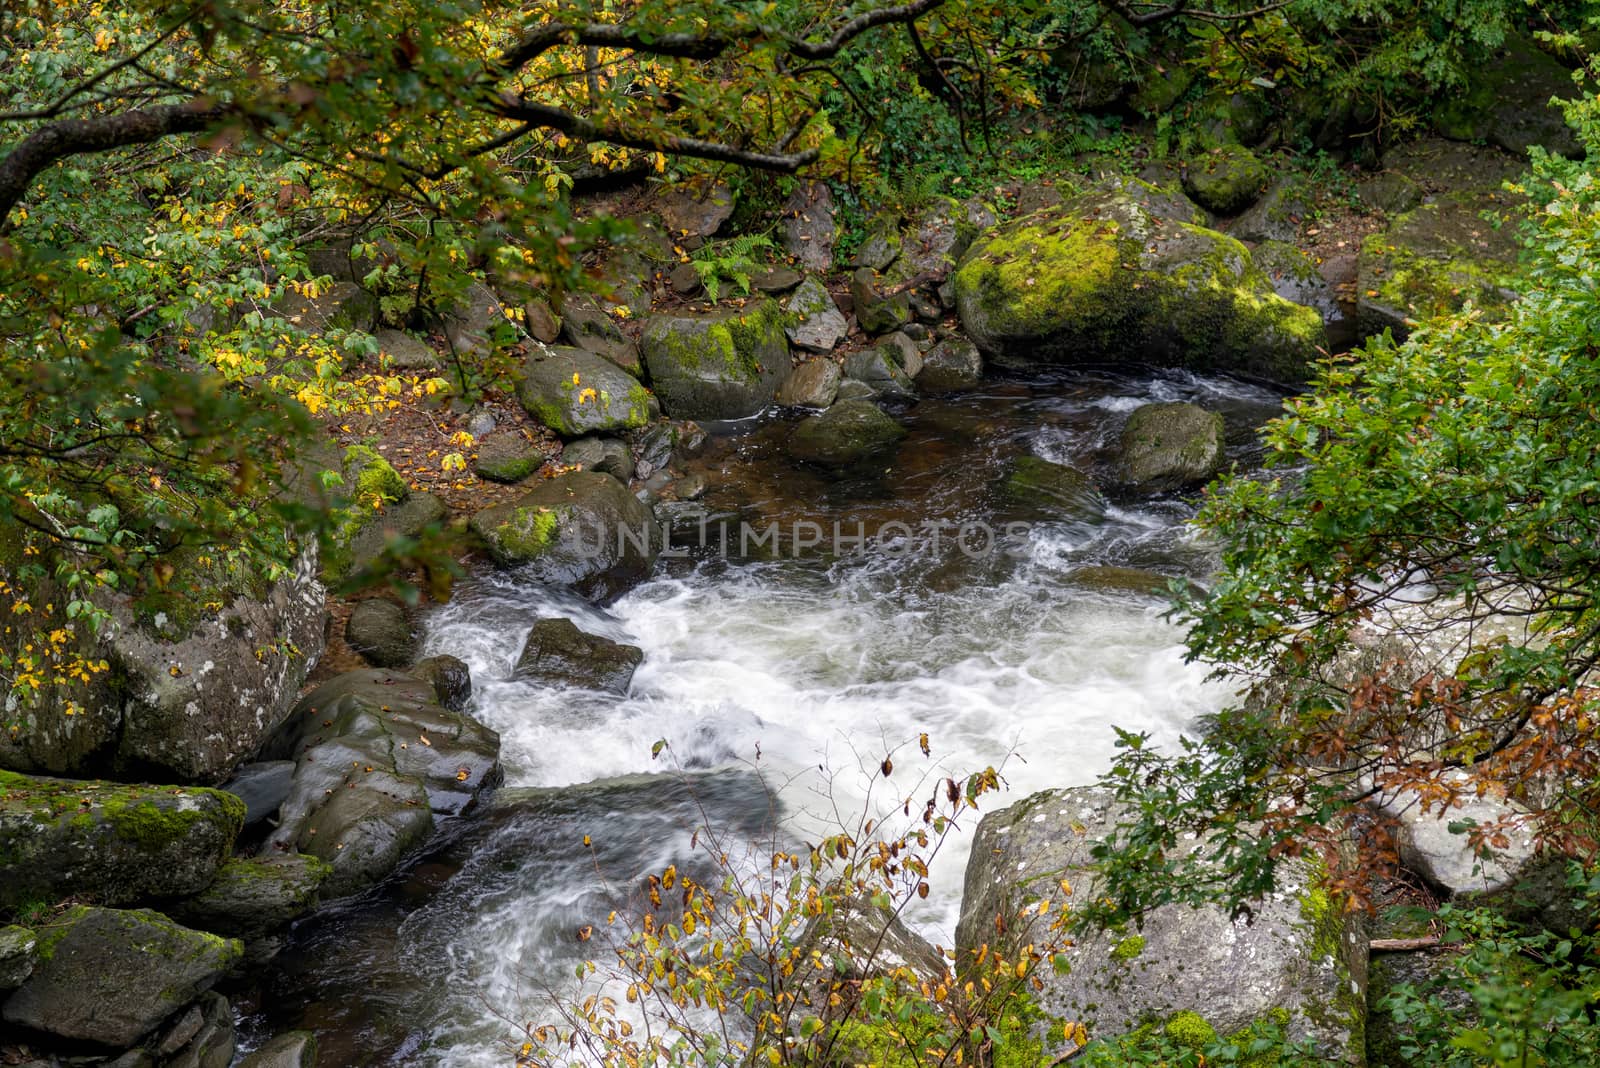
1358;172;1425;217
784;278;848;353
219;760;296;826
516;345;654;438
775;359;842;409
264;669;501;897
0;925;37;991
1371;774;1540;898
558;295;642;374
345;599;415;669
412;654;473;713
444;282;514;359
1183;146;1267;215
956;787;1366;1060
157;990;234;1068
1000;456;1106;523
834;379;877;402
0;771;243;909
640;301;789;420
563;436;635;482
1434;35;1581;158
169;854;331;939
238;1032;319;1068
273;280;376;334
849;268;911;335
513;618;644;694
842;342;916;398
1231;179;1311;245
1380;138;1524;196
953;186;1323;382
786;400;907;469
753;267;803;294
0;906;241;1047
468;470;658;600
472;431;543;483
633;420;706;472
916;337;984;392
1116;402;1227;492
781;182;837;271
343;492;448;580
887;196;982;284
371;328;439;371
1253;240;1340;323
523;293;561;343
658;184;734;238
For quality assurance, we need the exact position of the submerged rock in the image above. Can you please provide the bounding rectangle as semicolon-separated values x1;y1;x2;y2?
1;906;241;1047
953;185;1323;382
468;470;658;601
513;618;643;694
1000;456;1106;523
0;771;243;909
916;337;984;392
1116;401;1226;492
238;1031;319;1068
956;786;1366;1060
516;344;654;438
786;400;907;469
640;301;789;420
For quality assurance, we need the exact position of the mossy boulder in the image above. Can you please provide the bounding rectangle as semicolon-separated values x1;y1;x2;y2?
0;924;38;991
516;345;654;438
640;301;789;419
784;277;848;353
344;598;415;669
1434;35;1581;158
1116;402;1226;492
472;430;544;483
342;490;448;580
0;771;243;909
468;470;658;601
1357;194;1523;340
264;669;501;898
956;786;1366;1061
513;618;644;695
169;854;331;939
0;906;241;1047
917;337;984;392
1183;146;1267;215
842;342;916;398
850;268;912;335
953;188;1323;383
1000;456;1106;525
786;400;907;469
1232;178;1312;245
1253;240;1339;323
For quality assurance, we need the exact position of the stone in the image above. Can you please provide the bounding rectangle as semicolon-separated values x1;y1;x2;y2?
786;400;907;469
161;990;233;1068
1117;402;1227;492
1;906;241;1048
956;787;1366;1060
850;219;901;271
1359;172;1425;216
412;654;473;713
473;430;544;483
1253;240;1340;323
1000;456;1106;524
916;337;983;392
849;268;911;335
880;332;923;378
639;301;789;420
513;618;644;694
658;184;734;238
0;925;37;991
558;294;642;374
264;669;501;897
1231;179;1312;245
468;470;659;601
752;267;802;294
465;409;497;438
775;359;842;409
219;760;297;826
1381;138;1524;195
1193;90;1271;148
238;1032;319;1068
1183;145;1267;215
345;599;415;670
842;343;916;398
516;344;653;438
1434;35;1581;158
370;328;438;371
668;262;702;297
273;280;376;334
1371;774;1540;898
1365;947;1471;1067
169;854;331;939
523;293;561;343
953;183;1324;383
444;282;514;359
834;378;877;402
343;492;448;579
791;896;947;1025
781;182;837;271
0;771;243;909
563;436;634;482
783;277;848;353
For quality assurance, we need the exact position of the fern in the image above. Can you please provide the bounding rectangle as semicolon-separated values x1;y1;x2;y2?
690;233;777;301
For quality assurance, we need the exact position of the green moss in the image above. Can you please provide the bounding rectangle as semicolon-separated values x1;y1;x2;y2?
102;790;245;852
1294;860;1365;1054
1184;146;1266;214
492;505;560;559
955;212;1128;343
343;445;407;504
1109;934;1146;962
1163;1010;1217;1051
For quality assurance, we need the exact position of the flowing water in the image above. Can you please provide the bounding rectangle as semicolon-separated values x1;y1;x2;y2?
238;367;1288;1065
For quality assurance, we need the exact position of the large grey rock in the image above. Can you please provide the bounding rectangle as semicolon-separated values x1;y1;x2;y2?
1371;774;1539;898
219;760;296;825
1434;35;1581;158
472;431;543;483
371;328;439;371
1183;146;1267;215
1253;240;1340;323
0;906;241;1047
640;302;789;420
513;618;643;694
1116;402;1226;492
954;184;1323;383
468;470;658;601
0;925;36;991
264;669;501;898
160;990;234;1068
444;282;514;359
842;343;916;398
781;182;837;271
956;787;1366;1060
786;400;906;469
784;278;847;353
1231;179;1311;245
238;1032;319;1068
343;492;448;579
169;854;331;939
917;337;983;392
516;345;653;438
849;268;911;335
775;359;842;409
562;436;634;481
0;772;243;909
658;184;734;238
558;294;642;374
345;599;415;669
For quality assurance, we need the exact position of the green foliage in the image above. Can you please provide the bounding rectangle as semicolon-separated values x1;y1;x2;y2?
1077;1007;1318;1066
689;233;779;302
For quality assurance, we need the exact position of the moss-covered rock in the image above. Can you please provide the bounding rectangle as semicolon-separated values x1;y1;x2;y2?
1183;146;1267;215
1433;35;1581;158
784;277;848;353
0;770;243;909
640;301;790;419
786;400;907;469
953;187;1323;383
1000;456;1107;525
1253;240;1340;323
467;470;658;601
0;905;241;1047
917;337;984;392
1116;401;1226;492
472;430;544;483
850;268;912;335
169;854;331;939
0;924;37;990
842;341;916;398
1232;177;1312;245
516;344;654;438
513;618;643;695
